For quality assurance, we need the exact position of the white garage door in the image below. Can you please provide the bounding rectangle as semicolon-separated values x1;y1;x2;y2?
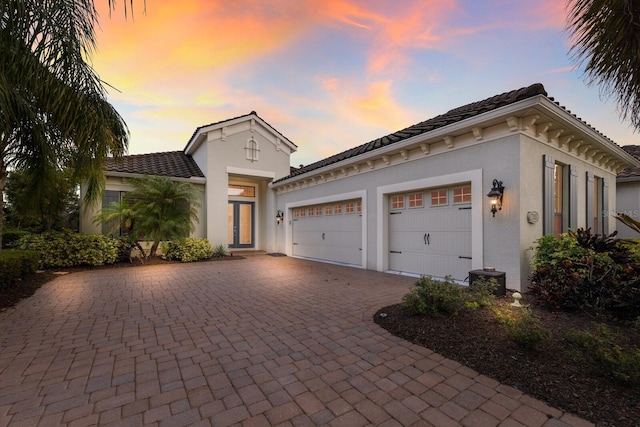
292;200;362;266
388;185;472;281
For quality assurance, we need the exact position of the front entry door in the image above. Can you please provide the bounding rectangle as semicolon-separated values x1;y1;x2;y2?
228;202;254;248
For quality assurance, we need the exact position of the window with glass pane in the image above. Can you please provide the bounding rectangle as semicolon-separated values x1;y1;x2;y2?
346;202;355;214
356;200;362;212
325;205;333;215
315;206;322;216
554;164;564;235
408;192;423;208
453;186;471;203
391;195;404;209
431;189;447;206
593;176;601;234
308;207;315;216
299;208;306;217
334;203;342;214
228;185;255;197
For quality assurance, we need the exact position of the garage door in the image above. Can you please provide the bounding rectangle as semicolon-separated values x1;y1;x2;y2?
292;199;362;266
388;185;472;281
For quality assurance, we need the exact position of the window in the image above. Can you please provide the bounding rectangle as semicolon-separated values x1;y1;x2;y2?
308;207;315;217
356;200;362;213
554;164;564;235
315;206;323;216
101;190;126;235
453;185;471;204
228;184;255;197
299;208;306;217
334;203;342;214
325;205;333;215
293;208;300;218
408;192;423;208
346;201;355;214
586;173;607;235
391;195;404;209
431;189;447;206
245;137;259;162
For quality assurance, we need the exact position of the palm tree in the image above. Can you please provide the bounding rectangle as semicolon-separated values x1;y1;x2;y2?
0;0;129;249
567;0;640;130
94;176;201;258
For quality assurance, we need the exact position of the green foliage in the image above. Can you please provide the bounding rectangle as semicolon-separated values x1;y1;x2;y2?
93;176;201;258
467;277;498;308
0;249;40;288
4;169;79;232
403;276;465;316
115;238;135;263
161;238;214;262
494;307;550;350
212;244;228;258
529;229;640;317
567;324;640;387
18;230;118;268
1;229;31;248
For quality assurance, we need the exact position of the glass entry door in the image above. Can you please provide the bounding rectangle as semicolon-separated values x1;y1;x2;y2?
228;202;254;248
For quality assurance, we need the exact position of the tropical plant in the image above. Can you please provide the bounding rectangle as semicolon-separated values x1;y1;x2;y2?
5;168;79;232
567;0;640;131
0;0;129;250
161;238;213;262
94;175;201;258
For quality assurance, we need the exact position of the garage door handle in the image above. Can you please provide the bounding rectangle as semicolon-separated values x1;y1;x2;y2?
322;232;325;240
424;233;430;245
390;250;402;254
459;256;472;259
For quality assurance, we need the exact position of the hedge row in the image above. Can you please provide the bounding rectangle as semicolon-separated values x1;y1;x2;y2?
17;230;118;268
0;250;40;288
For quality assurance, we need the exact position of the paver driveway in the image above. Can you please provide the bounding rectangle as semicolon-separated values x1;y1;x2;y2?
0;255;592;426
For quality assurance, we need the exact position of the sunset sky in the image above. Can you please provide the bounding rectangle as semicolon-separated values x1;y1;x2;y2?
92;0;638;166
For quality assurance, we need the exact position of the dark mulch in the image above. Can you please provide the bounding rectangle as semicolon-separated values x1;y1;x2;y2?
375;293;640;427
0;255;243;312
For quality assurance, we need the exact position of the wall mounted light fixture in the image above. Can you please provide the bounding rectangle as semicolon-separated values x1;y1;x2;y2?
276;210;284;224
487;179;504;217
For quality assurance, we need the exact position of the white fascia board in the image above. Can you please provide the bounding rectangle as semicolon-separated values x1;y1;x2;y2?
184;114;297;155
616;175;640;183
534;97;640;167
271;96;547;188
105;171;205;184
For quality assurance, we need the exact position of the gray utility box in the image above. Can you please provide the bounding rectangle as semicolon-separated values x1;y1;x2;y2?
469;269;506;297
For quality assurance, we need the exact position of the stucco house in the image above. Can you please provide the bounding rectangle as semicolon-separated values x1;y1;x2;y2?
80;83;640;291
617;145;640;239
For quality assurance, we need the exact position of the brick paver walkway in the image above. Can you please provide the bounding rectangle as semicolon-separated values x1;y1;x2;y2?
0;255;593;426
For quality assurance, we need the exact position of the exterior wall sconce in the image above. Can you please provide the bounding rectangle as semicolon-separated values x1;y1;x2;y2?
487;179;504;217
276;210;284;224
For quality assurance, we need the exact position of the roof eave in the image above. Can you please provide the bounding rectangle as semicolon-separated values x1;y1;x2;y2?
105;170;206;184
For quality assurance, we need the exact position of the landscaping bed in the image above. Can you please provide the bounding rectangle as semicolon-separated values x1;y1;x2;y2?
375;292;640;427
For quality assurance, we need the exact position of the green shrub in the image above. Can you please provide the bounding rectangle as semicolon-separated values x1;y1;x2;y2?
494;307;550;350
0;249;40;288
161;238;214;262
212;243;228;258
529;229;640;317
115;238;135;263
403;276;465;316
567;324;640;387
17;230;118;268
2;230;31;248
467;277;498;308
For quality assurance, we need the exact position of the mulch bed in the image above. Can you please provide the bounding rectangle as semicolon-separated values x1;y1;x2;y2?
374;294;640;427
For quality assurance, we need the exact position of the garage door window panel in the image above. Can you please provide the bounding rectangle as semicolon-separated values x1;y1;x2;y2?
408;192;424;208
346;201;355;214
325;205;333;215
453;185;471;204
431;189;448;207
391;195;405;210
334;203;342;214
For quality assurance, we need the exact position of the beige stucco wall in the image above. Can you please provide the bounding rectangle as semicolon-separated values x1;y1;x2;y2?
616;180;640;238
189;119;293;250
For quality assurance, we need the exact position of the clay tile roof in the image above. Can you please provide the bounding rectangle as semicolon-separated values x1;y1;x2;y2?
618;145;640;178
274;83;547;183
105;151;205;179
